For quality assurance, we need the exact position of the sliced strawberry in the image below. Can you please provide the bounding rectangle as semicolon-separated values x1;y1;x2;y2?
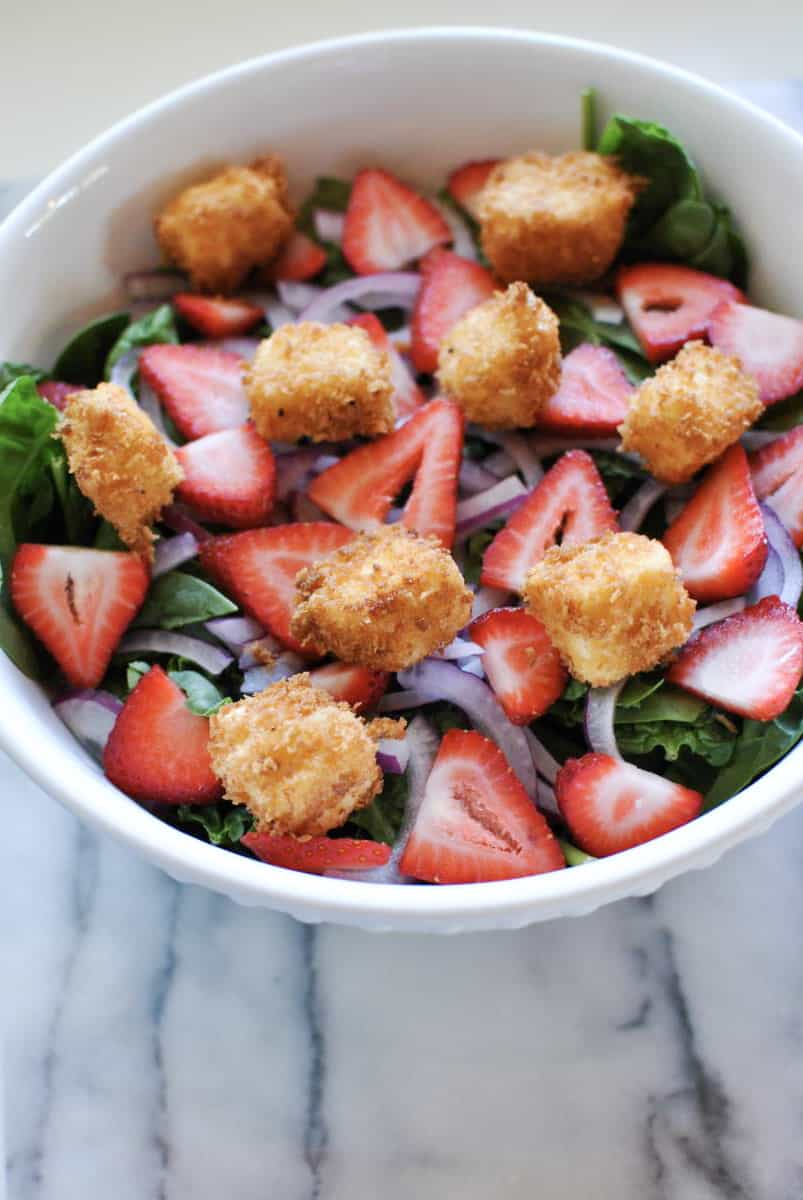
139;344;248;440
346;313;425;420
307;662;389;713
37;380;77;411
269;231;327;282
556;753;702;857
446;159;500;219
616;263;743;365
308;398;464;548
411;248;497;373
10;545;148;688
399;728;564;883
103;665;221;804
761;467;803;548
342;168;450;276
468;607;567;725
537;344;632;434
662;444;766;602
242;832;391;874
481;450;618;592
668;595;803;720
707;300;803;404
173;293;263;339
175;424;276;529
750;425;803;498
198;523;353;653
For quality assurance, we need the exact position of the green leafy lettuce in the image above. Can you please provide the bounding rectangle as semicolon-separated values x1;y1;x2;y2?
545;294;652;384
704;686;803;809
175;803;253;848
105;304;179;377
134;570;237;629
126;659;228;715
53;312;130;386
347;771;408;845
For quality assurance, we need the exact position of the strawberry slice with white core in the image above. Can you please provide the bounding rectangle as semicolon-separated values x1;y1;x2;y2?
307;662;389;713
762;467;803;548
342;168;451;276
198;523;353;654
469;607;567;724
242;832;391;874
556;753;702;857
399;728;565;883
707;300;803;404
446;159;500;218
270;231;327;281
411;248;497;373
750;426;803;498
667;595;803;721
346;313;425;420
11;545;148;688
172;293;263;339
537;343;632;434
662;443;767;602
616;263;743;364
139;344;249;440
481;449;618;592
175;424;276;529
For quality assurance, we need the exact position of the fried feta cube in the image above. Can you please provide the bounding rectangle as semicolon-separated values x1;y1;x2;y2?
479;150;640;286
155;156;294;293
437;282;561;429
246;321;395;443
208;674;382;836
291;526;473;670
60;383;183;559
522;531;695;686
618;341;763;483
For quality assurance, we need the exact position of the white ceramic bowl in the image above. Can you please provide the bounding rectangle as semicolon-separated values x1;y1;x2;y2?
2;28;802;932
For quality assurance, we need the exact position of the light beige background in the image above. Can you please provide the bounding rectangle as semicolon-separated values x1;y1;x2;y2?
2;1;802;178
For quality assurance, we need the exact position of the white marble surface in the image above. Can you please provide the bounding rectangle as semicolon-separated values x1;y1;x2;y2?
3;78;803;1200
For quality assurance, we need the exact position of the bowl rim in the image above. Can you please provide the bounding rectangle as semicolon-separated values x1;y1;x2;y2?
3;25;803;927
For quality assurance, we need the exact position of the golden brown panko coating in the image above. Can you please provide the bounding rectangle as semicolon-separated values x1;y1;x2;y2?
437;282;562;429
60;383;183;560
618;341;762;484
291;526;473;671
208;674;382;836
479;151;640;286
155;156;294;293
246;322;395;443
523;531;695;686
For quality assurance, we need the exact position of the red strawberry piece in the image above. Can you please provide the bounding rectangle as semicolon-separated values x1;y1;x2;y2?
469;607;567;724
269;231;327;282
242;832;390;874
198;522;353;654
10;545;148;688
537;343;632;434
346;313;425;420
37;380;77;411
750;425;803;499
411;248;497;373
308;397;464;548
446;159;500;218
342;168;451;276
760;467;803;548
616;263;744;364
667;595;803;721
307;662;389;713
707;299;803;404
662;444;767;602
481;449;618;592
399;728;565;883
175;424;276;529
556;753;702;857
173;293;263;339
139;344;249;440
103;665;221;804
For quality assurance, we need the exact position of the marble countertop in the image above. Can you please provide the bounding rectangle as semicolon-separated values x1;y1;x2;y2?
3;78;803;1200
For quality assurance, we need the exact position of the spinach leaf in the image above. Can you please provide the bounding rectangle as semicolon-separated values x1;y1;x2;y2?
175;803;253;848
704;687;803;809
588;449;649;503
296;176;354;286
53;312;130;386
615;711;734;767
0;559;41;677
436;186;486;263
94;520;127;550
48;445;98;546
558;838;595;866
462;527;501;585
0;376;59;569
0;362;48;390
105;304;179;377
545;294;652;384
581;87;598;152
757;391;803;432
126;660;151;690
168;669;227;715
134;570;237;629
347;771;408;845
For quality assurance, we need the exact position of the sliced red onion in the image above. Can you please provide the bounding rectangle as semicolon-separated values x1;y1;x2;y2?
398;659;537;796
459;458;500;495
53;689;122;758
741;430;784;451
524;727;561;785
388;325;412;350
138;378;177;446
529;434;619;458
584;683;625;759
313;209;345;243
109;348;140;394
251;293;295;330
664;497;686;525
752;502;803;607
118;631;232;675
495;433;543;487
692;597;747;631
570;289;625;324
435;637;485;661
292;492;331;523
376;736;410;775
210;337;260;360
471;586;511;619
153;532;199;579
619;478;669;532
299;273;421;323
433;199;477;260
161;504;211;542
276;280;324;312
455;475;528;540
458;656;485;678
313;453;340;473
205;615;265;650
275;448;320;501
241;652;305;693
537;779;560;817
484;448;516;478
237;636;284;669
124;269;186;301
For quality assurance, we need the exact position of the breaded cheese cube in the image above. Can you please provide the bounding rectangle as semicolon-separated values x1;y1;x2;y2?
246;321;395;442
60;383;183;559
291;526;473;670
437;282;561;429
208;674;381;836
479;151;639;286
523;531;695;686
155;156;293;293
618;341;762;483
